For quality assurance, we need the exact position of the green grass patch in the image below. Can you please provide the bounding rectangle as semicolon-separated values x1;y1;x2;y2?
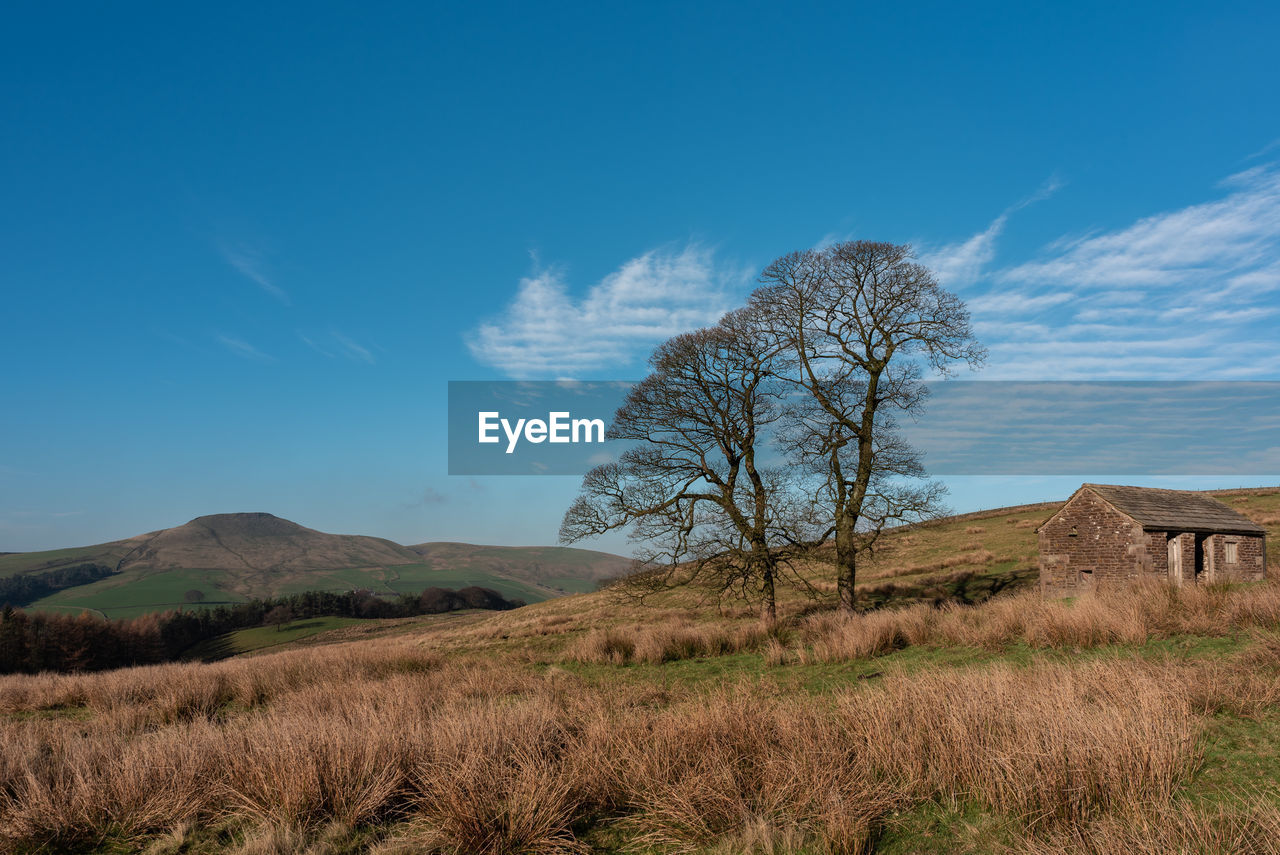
0;544;126;578
556;633;1253;697
4;704;92;723
26;568;247;619
20;560;559;620
1192;711;1280;803
876;800;1018;855
268;566;404;597
541;575;598;594
183;617;368;661
377;563;554;604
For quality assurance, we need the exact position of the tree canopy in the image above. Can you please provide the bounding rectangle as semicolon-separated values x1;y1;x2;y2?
563;241;983;616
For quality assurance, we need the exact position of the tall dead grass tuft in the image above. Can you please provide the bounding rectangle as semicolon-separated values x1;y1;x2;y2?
562;621;767;666
221;707;411;828
0;720;220;848
611;689;900;853
408;697;587;854
840;660;1200;828
1019;796;1280;855
800;608;925;662
793;581;1280;663
566;628;636;665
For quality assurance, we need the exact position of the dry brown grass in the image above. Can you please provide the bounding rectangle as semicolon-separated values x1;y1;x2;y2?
564;620;768;665
3;488;1279;853
1019;797;1280;855
609;688;902;853
940;548;996;568
791;581;1280;664
3;626;1275;854
4;490;1280;854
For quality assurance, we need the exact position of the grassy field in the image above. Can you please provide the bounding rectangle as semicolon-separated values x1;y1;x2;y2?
541;575;601;594
18;563;562;619
376;563;555;603
4;583;1280;853
0;543;132;579
26;568;250;619
3;488;1279;854
182;617;371;661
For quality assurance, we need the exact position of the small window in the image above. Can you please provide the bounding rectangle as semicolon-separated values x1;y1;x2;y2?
1069;526;1078;537
1225;542;1239;564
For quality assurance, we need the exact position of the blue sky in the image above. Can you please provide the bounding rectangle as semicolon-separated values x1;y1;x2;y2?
3;1;1280;553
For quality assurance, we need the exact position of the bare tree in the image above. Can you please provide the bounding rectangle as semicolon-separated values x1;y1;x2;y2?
560;308;824;624
264;605;293;632
753;241;984;610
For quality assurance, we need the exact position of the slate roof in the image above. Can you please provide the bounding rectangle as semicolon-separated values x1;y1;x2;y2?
1082;484;1266;535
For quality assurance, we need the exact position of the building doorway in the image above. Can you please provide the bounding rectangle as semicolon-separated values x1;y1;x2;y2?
1194;533;1207;583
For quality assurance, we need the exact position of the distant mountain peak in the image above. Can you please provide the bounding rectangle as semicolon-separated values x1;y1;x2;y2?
2;512;635;617
187;512;312;537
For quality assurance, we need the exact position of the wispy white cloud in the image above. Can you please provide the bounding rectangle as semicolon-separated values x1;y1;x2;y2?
298;332;334;358
920;215;1007;289
1000;167;1280;288
468;244;739;378
1245;137;1280;161
298;330;377;364
332;332;376;364
952;166;1280;380
966;289;1075;317
215;333;274;362
918;175;1064;289
218;241;290;305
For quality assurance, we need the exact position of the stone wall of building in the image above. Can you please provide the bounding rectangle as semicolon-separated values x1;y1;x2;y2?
1042;508;1267;592
1039;490;1150;595
1208;533;1266;582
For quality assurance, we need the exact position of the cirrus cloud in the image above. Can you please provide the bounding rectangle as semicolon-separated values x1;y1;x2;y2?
932;166;1280;380
468;244;740;378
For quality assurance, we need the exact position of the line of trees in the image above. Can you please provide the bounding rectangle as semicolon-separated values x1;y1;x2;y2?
0;585;521;674
561;241;984;622
0;562;118;608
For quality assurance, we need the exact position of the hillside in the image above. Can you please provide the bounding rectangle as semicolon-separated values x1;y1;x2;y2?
1;513;631;619
407;542;633;593
2;488;1280;853
118;513;422;573
191;487;1280;663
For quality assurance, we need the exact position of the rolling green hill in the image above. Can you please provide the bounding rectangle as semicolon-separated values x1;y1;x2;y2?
1;513;632;619
406;542;633;594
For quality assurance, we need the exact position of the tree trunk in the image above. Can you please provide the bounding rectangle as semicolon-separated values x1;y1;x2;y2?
835;508;858;611
761;565;777;626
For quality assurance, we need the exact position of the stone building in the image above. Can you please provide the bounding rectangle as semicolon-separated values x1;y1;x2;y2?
1038;484;1267;596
